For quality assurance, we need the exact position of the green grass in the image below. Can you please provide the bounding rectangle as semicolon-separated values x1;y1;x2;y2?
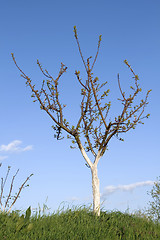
0;205;160;240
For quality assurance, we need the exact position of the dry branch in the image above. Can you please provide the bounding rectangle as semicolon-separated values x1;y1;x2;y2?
0;164;33;213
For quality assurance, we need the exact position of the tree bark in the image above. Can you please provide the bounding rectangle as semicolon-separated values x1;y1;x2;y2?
78;141;101;216
91;165;100;216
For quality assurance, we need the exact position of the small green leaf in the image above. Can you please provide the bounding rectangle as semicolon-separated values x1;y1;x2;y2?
135;75;139;80
73;26;78;39
119;138;124;141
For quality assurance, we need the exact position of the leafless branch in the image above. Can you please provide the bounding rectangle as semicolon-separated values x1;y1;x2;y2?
91;35;102;71
0;164;33;213
74;26;87;72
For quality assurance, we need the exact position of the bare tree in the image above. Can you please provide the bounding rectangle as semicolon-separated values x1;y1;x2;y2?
12;26;151;216
0;164;33;213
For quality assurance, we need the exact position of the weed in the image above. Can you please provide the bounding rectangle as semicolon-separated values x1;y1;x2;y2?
0;204;159;239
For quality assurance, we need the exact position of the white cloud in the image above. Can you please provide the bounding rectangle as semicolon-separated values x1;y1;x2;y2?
0;140;33;153
101;181;155;198
69;197;80;201
0;156;8;161
68;195;91;202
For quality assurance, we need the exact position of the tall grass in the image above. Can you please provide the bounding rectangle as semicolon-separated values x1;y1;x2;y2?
0;204;160;239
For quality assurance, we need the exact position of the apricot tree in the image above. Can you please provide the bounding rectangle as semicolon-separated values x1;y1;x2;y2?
12;26;151;216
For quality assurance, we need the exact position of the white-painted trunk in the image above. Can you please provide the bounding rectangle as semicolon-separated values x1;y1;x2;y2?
78;142;101;216
91;165;100;216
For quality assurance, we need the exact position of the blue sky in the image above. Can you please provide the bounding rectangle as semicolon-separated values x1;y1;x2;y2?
0;0;160;214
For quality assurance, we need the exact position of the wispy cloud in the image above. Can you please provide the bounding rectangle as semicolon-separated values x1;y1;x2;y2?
69;197;80;201
0;140;33;153
0;156;8;161
101;181;154;198
68;195;91;202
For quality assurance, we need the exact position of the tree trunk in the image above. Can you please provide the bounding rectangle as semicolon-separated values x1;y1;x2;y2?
91;165;100;216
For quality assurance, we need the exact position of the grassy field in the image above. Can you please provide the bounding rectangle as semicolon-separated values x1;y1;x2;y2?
0;205;160;240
